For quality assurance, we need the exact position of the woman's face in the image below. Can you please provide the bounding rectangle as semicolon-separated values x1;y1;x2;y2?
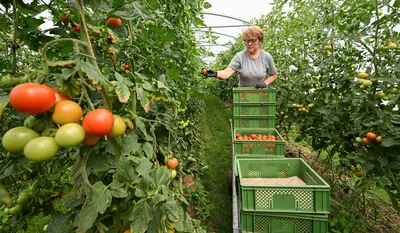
243;35;261;53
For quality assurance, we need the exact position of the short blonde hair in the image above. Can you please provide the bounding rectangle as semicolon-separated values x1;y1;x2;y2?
242;25;264;42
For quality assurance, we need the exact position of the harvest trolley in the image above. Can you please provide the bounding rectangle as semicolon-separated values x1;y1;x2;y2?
229;87;331;233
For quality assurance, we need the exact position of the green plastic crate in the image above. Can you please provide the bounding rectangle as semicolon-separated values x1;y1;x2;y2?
233;103;276;117
234;129;285;157
237;158;330;214
240;211;328;233
233;87;276;104
234;116;276;129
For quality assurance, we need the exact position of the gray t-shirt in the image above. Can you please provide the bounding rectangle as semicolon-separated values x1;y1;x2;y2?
228;50;277;87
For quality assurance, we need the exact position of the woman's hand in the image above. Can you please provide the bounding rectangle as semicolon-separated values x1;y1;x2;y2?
255;82;267;89
201;68;218;78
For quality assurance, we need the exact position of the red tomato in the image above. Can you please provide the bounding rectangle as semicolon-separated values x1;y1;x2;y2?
72;24;80;31
250;134;257;139
236;133;240;138
123;64;131;70
167;158;179;169
9;83;56;114
82;109;114;136
53;89;70;103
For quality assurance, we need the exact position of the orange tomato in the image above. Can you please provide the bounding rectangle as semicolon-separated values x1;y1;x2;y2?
52;100;83;125
250;134;257;139
361;137;370;145
82;134;101;146
366;132;377;140
236;133;240;138
106;17;122;28
375;136;382;143
124;230;131;233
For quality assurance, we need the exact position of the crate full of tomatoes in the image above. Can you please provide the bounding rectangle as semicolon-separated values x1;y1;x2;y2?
234;128;285;157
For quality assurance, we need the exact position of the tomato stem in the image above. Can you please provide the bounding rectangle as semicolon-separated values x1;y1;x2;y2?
11;0;18;75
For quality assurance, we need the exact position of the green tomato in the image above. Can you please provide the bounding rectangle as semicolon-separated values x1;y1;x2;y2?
2;127;40;153
389;87;398;94
0;75;12;87
363;80;372;87
107;115;127;138
170;169;177;179
43;224;48;232
4;207;10;215
351;64;357;69
24;116;48;133
9;204;22;215
355;137;362;143
24;137;59;162
16;192;30;204
375;92;385;99
55;123;85;147
144;20;155;27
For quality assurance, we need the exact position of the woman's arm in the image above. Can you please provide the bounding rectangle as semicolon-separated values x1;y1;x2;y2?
216;67;236;80
264;72;278;85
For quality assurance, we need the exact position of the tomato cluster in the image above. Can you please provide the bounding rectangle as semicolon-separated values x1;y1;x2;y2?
2;83;127;162
235;133;278;141
355;132;382;145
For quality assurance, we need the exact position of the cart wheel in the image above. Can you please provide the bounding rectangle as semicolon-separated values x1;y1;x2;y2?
227;170;233;196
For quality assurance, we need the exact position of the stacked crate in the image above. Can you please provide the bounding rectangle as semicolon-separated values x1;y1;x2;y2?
232;87;330;233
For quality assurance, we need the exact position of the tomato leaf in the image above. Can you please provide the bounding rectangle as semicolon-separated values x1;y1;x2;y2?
175;205;194;232
111;187;128;198
136;158;152;177
377;156;388;166
48;60;75;67
79;181;113;232
129;199;153;233
112;72;132;103
165;199;179;222
120;131;140;155
115;1;151;20
80;61;106;87
153;166;170;186
116;156;135;182
382;138;399;147
394;0;400;8
86;155;112;173
92;182;112;214
143;142;154;159
136;86;151;112
152;194;166;206
78;202;98;232
135;117;150;140
47;213;70;233
113;80;130;103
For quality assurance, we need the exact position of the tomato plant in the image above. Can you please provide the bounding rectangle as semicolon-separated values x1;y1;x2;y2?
0;0;210;232
9;83;55;114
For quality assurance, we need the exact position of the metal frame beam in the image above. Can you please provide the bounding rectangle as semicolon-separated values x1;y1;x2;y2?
204;12;250;24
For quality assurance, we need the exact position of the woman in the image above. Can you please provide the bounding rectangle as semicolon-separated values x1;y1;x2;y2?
202;25;278;88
